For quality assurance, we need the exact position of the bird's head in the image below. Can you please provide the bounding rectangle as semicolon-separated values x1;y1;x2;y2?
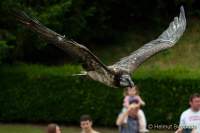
118;74;134;88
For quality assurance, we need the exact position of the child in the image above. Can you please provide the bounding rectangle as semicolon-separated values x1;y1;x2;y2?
122;86;149;133
46;123;61;133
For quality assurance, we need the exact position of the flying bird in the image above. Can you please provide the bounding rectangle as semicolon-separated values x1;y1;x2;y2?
12;6;186;88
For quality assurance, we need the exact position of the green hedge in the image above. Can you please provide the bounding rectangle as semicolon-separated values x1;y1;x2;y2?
0;64;200;126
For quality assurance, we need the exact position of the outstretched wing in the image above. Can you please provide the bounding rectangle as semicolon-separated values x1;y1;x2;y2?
12;10;112;74
110;6;186;73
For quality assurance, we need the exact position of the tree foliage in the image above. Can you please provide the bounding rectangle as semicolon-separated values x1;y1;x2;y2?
0;0;200;63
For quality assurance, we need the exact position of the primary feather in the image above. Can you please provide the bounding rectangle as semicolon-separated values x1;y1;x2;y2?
110;6;186;73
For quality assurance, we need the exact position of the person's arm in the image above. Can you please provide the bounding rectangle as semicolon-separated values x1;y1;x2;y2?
116;109;129;126
136;96;145;106
116;104;140;126
191;129;198;133
175;128;183;133
175;113;185;133
123;96;129;107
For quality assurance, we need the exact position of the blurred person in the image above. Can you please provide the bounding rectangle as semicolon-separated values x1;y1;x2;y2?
46;123;61;133
122;86;148;133
80;114;100;133
116;99;140;133
175;93;200;133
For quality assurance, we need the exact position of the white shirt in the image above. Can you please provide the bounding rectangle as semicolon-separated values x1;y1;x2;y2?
81;129;100;133
179;108;200;132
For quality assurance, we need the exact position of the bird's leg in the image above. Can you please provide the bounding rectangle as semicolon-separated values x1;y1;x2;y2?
72;71;87;76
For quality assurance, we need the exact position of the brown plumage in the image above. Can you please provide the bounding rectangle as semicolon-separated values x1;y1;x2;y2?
12;6;186;88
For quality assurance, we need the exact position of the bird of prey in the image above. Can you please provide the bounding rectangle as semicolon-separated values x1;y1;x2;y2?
13;6;186;88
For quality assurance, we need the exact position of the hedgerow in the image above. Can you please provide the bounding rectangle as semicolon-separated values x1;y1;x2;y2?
0;64;199;126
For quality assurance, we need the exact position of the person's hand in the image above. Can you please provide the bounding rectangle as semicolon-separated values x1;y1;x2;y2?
175;128;182;133
126;103;140;117
127;103;140;112
191;128;198;133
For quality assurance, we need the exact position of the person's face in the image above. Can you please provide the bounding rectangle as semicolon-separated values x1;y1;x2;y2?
129;108;139;117
56;126;61;133
190;97;200;111
80;120;92;130
128;103;139;117
128;87;137;96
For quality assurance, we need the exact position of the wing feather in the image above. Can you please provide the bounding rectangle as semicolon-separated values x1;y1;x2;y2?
12;10;112;74
110;6;186;73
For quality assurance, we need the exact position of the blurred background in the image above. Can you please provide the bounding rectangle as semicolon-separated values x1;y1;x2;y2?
0;0;200;133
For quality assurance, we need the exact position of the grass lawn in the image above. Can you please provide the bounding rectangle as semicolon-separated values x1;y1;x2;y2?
0;124;174;133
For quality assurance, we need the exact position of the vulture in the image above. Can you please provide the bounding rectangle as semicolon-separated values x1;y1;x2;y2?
12;6;186;88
